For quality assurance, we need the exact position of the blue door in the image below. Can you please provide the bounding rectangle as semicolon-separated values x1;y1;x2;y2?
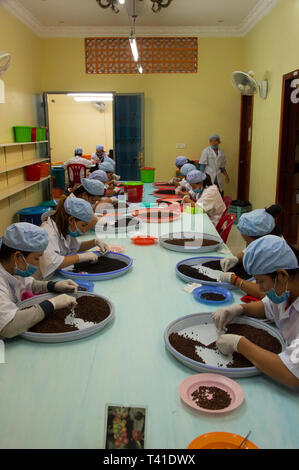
114;94;144;181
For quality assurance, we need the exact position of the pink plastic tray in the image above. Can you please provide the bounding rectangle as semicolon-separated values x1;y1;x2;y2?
179;373;244;415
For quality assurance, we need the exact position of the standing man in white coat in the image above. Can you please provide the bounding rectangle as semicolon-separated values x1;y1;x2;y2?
199;134;230;196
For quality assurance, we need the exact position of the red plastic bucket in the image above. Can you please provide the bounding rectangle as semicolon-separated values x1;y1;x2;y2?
25;164;41;181
40;162;50;177
123;182;144;203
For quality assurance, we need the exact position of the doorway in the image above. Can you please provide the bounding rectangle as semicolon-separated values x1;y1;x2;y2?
237;95;254;201
276;69;299;245
43;92;144;181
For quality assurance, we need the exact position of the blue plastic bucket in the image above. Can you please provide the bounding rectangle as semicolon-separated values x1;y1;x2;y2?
18;206;51;226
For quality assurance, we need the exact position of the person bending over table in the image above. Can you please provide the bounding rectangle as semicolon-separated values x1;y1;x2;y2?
0;223;78;338
213;235;299;389
219;205;284;299
40;196;108;279
182;170;226;227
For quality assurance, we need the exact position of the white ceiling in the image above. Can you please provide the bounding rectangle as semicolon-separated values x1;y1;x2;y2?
1;0;280;37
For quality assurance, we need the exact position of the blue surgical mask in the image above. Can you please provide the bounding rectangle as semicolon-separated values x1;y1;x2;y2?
14;254;38;278
68;222;83;238
211;145;219;150
194;189;203;195
266;278;290;304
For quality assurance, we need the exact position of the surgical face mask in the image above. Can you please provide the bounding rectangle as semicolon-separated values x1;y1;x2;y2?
266;277;290;304
68;222;83;238
194;188;203;195
211;145;219;150
14;254;38;278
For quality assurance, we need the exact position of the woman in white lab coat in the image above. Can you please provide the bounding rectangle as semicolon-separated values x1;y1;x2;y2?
40;196;109;279
0;222;78;338
213;235;299;389
199;135;230;195
183;170;226;227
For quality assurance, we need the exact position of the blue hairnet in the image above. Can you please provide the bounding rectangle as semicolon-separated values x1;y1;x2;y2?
1;222;49;252
96;145;104;152
186;170;207;184
104;156;115;167
88;170;108;183
74;147;83;156
243;235;299;275
81;178;105;196
64;197;94;223
99;161;114;173
209;134;221;142
237;209;275;237
180;163;196;176
175;156;188;167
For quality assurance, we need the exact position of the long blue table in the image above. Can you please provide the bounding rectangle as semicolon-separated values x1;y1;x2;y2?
0;184;298;449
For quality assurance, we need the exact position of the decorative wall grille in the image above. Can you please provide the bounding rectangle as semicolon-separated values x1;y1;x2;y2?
85;37;198;74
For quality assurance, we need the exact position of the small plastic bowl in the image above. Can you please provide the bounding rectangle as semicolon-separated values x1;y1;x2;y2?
131;236;157;246
193;286;233;305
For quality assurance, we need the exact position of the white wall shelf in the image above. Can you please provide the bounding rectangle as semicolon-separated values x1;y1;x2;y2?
0;140;48;148
0;158;50;175
0;176;51;201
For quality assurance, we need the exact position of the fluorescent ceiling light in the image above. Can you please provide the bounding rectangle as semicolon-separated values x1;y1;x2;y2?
67;93;113;99
137;63;143;74
74;97;113;102
129;36;139;62
119;0;125;4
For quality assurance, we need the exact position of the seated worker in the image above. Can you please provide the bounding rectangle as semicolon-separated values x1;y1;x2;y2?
183;170;226;227
88;170;118;211
168;156;189;185
0;222;78;338
64;147;93;186
213;235;299;389
175;163;196;196
199;134;230;196
40;196;109;279
68;178;106;230
219;205;284;299
91;145;107;165
98;161;121;196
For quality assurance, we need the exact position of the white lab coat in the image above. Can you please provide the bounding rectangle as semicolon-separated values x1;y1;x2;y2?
263;296;299;379
196;185;226;227
64;156;93;169
0;264;35;331
40;217;81;279
91;152;107;164
200;146;226;191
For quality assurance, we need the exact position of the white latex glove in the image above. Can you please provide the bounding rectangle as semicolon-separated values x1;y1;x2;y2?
77;252;99;264
53;280;78;293
219;272;234;283
220;256;239;272
49;294;77;310
95;239;109;254
212;304;244;331
216;334;243;355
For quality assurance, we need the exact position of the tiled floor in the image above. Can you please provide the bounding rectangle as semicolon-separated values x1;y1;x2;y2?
226;223;246;255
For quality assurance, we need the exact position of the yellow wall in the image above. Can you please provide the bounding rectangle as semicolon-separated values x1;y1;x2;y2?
40;37;244;196
0;6;45;234
244;0;299;208
47;93;113;161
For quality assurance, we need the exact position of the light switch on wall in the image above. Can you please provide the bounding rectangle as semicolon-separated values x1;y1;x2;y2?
176;144;186;149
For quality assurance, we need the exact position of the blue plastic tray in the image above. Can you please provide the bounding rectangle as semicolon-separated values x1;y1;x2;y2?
74;280;94;292
192;286;233;305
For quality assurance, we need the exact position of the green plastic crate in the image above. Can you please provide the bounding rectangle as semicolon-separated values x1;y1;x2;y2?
13;126;32;143
228;203;252;224
36;127;46;141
